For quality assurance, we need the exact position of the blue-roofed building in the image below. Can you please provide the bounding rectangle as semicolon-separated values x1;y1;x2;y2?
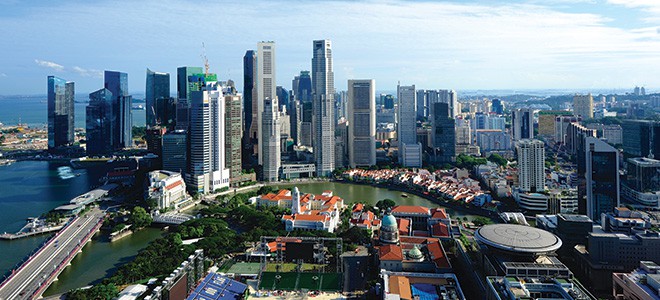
187;273;248;300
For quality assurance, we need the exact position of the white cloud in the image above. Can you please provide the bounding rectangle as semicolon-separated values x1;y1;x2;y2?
34;59;64;71
72;66;102;78
608;0;660;23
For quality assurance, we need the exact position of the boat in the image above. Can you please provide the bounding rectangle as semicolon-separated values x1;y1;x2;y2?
401;193;408;198
58;166;76;179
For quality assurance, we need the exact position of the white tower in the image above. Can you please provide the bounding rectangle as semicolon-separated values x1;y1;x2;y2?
292;186;301;215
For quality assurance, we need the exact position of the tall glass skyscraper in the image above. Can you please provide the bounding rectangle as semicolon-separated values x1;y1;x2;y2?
176;66;204;130
243;51;257;155
397;84;422;167
86;71;132;156
257;41;277;167
104;70;132;149
47;76;74;150
312;39;335;177
145;68;170;127
430;102;456;163
583;137;619;221
348;79;376;168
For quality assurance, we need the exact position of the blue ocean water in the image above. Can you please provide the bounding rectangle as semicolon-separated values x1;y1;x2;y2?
0;95;146;127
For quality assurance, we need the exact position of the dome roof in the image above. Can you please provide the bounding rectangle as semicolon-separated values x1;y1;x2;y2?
382;213;397;228
408;246;423;260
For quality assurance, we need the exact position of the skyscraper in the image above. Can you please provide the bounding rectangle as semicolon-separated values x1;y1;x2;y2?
297;71;313;147
583;137;619;221
312;39;335;176
516;139;545;193
430;102;456;163
511;108;534;141
86;88;114;156
47;76;74;150
145;68;170;127
162;130;187;175
187;82;230;194
491;98;503;115
176;66;204;130
573;93;594;119
416;90;427;119
262;98;280;181
397;84;422;167
243;50;257;150
104;70;132;149
257;41;277;166
276;86;289;110
622;120;660;158
225;92;243;186
348;79;376;168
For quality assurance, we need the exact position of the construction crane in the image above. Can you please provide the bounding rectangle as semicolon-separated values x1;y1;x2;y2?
201;42;209;76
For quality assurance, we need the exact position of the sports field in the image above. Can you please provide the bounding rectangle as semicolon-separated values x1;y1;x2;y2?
259;272;342;291
226;262;262;275
264;263;325;272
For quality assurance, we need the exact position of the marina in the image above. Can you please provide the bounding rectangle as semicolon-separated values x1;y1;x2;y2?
0;218;66;240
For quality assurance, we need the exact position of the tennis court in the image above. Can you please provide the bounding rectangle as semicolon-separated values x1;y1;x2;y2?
226;262;261;275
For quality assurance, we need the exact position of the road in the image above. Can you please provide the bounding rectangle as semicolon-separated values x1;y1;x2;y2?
0;207;106;300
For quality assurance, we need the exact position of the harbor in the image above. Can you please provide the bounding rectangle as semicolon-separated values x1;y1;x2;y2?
0;218;66;240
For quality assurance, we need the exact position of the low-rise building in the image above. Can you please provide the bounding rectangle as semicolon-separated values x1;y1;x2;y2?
612;261;660;300
378;236;452;273
487;276;595;300
349;203;381;231
381;270;465;300
278;187;344;233
146;170;188;209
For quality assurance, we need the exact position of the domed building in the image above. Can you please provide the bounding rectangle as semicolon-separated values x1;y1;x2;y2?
380;212;399;244
407;245;424;262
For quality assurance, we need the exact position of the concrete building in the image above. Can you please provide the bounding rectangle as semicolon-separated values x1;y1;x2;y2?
47;76;75;150
555;115;581;145
263;187;344;233
381;271;465;300
538;110;572;138
312;39;335;177
487;276;595;300
583;137;619;221
261;98;280;182
146;170;187;209
512;108;534;141
516;139;545;193
257;41;276;166
612;261;660;300
398;84;422;167
476;129;511;152
224;93;243;185
347;79;376;167
573;93;594;119
430;102;456;163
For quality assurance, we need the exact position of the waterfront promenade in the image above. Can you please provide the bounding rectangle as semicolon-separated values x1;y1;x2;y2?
0;207;105;300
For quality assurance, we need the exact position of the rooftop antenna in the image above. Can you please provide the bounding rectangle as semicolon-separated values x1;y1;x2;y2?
201;42;209;76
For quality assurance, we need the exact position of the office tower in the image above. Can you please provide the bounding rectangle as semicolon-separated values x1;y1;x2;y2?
381;94;395;109
486;116;506;131
430;102;456;163
257;41;276;166
416;90;427;119
47;76;74;150
583;137;619;220
243;50;258;152
86;88;114;156
162;130;187;174
176;66;204;131
335;119;349;168
145;69;170;127
397;84;422;167
448;90;459;118
276;86;289;111
511;108;534;141
145;127;166;157
476;129;511;152
455;122;471;155
225;92;243;185
622;157;660;208
573;93;594;119
348;79;376;167
262;98;280;181
622;120;660;158
297;71;312;103
104;71;132;149
516;139;545;193
312;39;335;176
474;113;487;130
187;82;230;194
491;99;503;115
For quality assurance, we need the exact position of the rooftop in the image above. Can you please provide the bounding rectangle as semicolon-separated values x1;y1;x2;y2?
187;272;248;300
475;224;562;254
487;276;595;300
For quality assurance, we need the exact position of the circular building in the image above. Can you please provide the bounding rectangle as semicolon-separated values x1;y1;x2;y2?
380;213;399;244
474;224;562;255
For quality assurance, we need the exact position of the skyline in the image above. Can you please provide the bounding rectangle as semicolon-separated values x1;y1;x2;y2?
1;0;660;94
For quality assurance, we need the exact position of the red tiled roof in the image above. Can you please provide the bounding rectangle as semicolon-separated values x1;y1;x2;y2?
432;223;450;238
379;244;403;261
426;241;450;269
353;203;364;212
291;214;328;222
165;180;183;190
391;205;430;215
397;218;411;236
430;208;448;219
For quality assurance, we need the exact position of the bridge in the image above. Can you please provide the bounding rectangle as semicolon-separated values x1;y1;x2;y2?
0;207;106;300
152;212;195;225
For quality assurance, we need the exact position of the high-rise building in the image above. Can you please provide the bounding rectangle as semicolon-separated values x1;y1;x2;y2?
276;86;289;111
381;94;395;110
225;92;243;186
511;108;534;141
312;39;335;176
491;99;503;115
335;119;349;168
86;71;132;156
416;90;427;119
176;66;204;131
583;137;619;221
622;157;660;208
104;71;132;149
262;98;280;181
297;71;312;103
397;84;422;167
243;50;257;151
187;82;230;194
622;120;660;158
347;79;376;168
257;41;277;166
145;68;170;127
573;93;594;119
162;130;187;175
145;127;166;158
516;139;545;193
430;102;455;163
47;76;74;150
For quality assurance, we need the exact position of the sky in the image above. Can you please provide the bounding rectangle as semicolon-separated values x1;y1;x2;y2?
0;0;659;96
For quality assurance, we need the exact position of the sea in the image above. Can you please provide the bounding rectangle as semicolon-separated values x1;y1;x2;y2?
0;95;146;128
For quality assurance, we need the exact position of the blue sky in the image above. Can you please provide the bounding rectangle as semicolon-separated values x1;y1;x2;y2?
0;0;659;95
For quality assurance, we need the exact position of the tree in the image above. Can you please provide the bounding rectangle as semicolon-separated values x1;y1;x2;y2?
487;153;507;167
472;216;492;227
375;199;396;211
129;206;152;228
